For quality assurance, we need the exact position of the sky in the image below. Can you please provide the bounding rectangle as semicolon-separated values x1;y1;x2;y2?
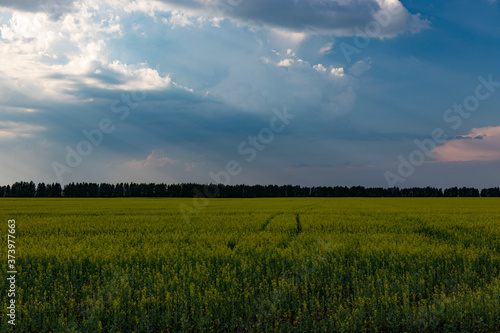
0;0;499;188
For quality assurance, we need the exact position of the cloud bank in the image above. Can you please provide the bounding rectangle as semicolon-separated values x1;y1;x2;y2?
150;0;430;38
0;0;443;187
432;126;500;162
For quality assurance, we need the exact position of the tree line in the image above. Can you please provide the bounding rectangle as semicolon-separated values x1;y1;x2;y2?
0;181;499;198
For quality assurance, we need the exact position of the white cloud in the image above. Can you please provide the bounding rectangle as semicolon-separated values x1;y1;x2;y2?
161;10;194;27
0;106;39;113
432;126;500;162
106;61;173;90
319;42;334;55
269;49;308;69
0;121;44;139
277;58;294;67
270;28;308;46
330;67;345;77
108;0;220;27
313;64;327;72
0;1;188;104
210;47;358;114
349;59;372;76
260;49;302;69
115;0;173;17
125;150;177;169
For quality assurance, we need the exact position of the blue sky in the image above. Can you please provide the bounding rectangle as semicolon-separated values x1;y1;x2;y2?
0;0;499;188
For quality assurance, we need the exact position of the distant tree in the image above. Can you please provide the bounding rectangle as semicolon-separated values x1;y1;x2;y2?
166;184;182;197
87;183;99;197
36;183;47;197
444;187;459;197
129;183;141;197
388;187;400;197
458;187;480;197
154;183;167;197
99;183;115;197
114;183;125;197
10;181;36;197
349;186;367;197
63;183;76;197
142;183;155;197
481;187;500;197
47;183;62;197
0;181;490;199
123;183;131;197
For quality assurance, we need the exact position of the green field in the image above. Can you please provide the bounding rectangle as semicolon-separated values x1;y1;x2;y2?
1;198;500;332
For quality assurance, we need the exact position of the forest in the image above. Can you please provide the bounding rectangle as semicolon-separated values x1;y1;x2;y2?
1;181;500;198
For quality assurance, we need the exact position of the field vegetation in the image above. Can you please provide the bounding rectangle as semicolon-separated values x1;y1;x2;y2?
1;198;500;332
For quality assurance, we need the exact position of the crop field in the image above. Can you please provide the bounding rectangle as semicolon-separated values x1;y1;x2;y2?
1;198;500;332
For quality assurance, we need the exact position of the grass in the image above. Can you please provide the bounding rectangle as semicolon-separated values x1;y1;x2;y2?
1;198;500;332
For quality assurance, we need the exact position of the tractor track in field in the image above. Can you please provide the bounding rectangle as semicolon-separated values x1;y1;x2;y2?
295;213;303;235
260;204;311;233
260;212;283;231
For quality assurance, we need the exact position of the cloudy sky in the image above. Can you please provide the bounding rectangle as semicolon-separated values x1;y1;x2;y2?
0;0;499;188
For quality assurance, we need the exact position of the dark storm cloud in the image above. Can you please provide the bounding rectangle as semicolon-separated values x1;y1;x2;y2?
159;0;429;37
0;0;76;20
